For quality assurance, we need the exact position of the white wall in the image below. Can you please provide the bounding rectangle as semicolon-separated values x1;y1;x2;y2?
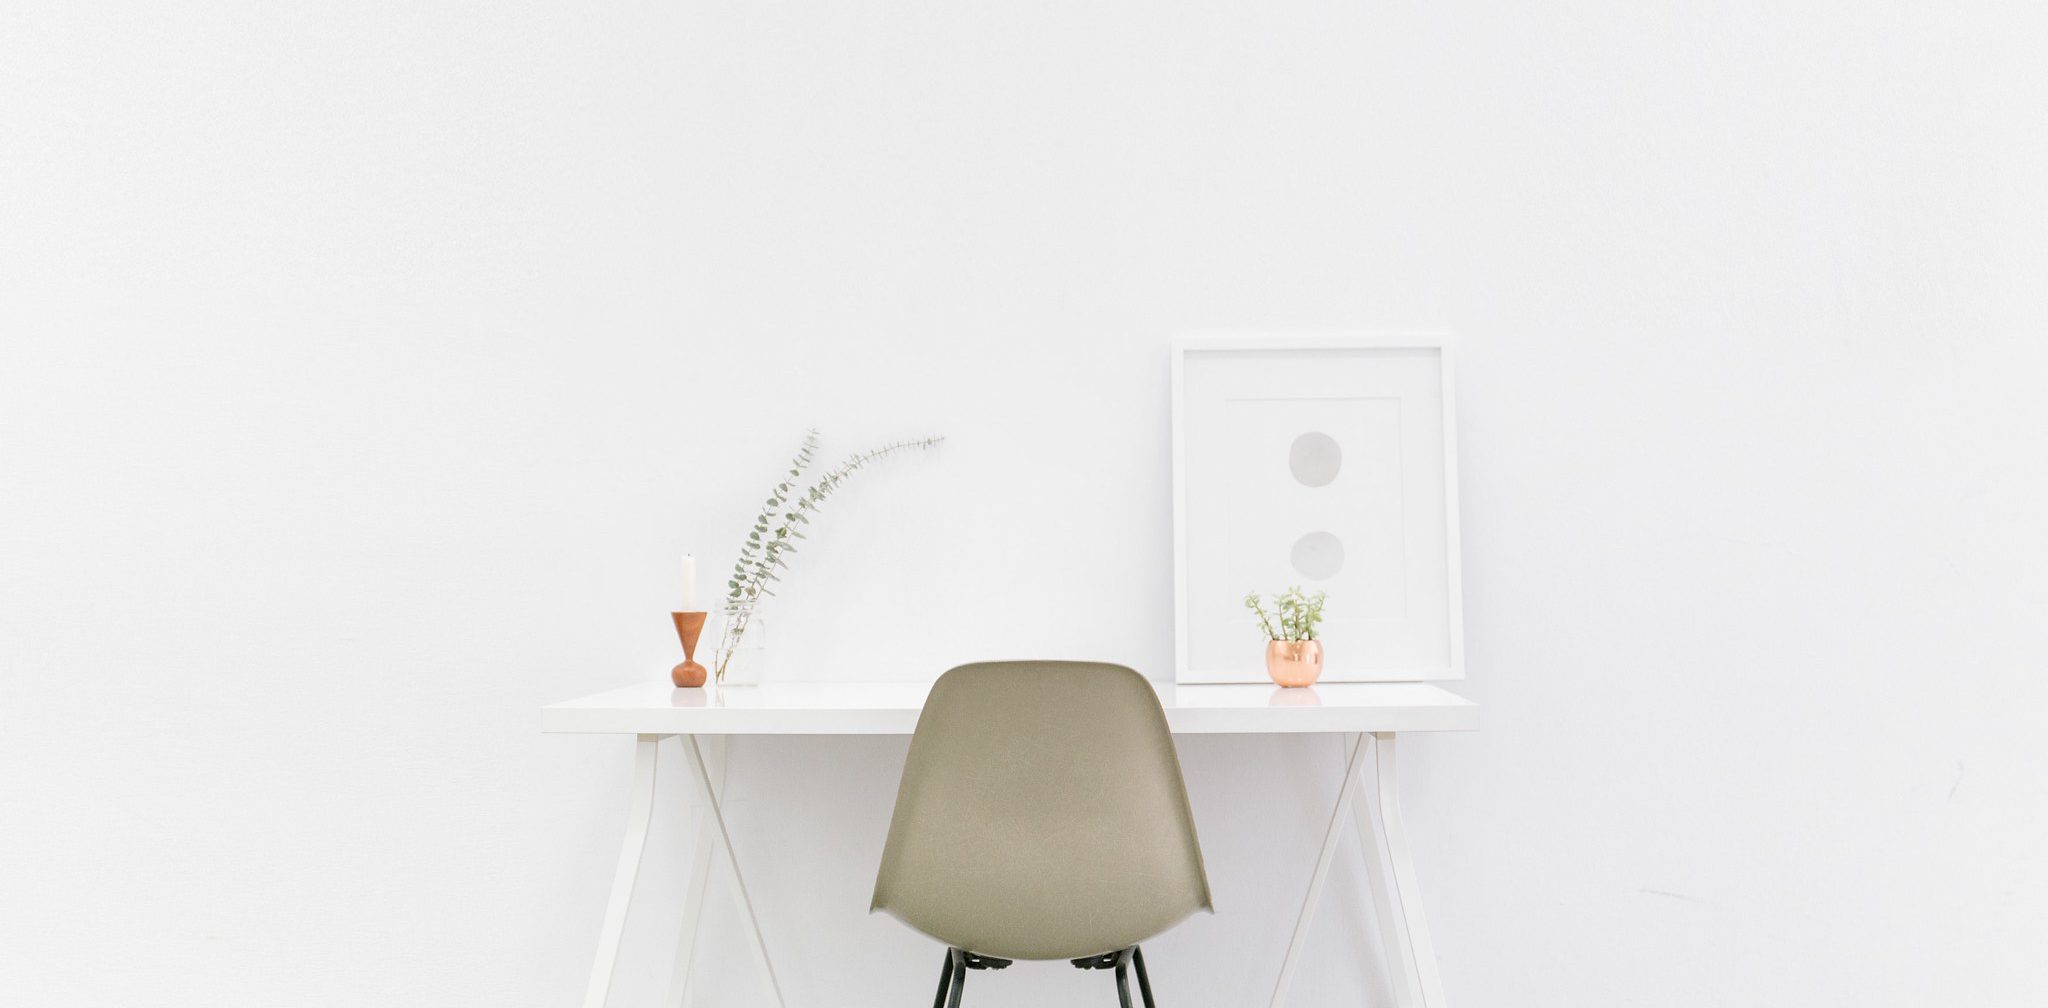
5;1;2046;1005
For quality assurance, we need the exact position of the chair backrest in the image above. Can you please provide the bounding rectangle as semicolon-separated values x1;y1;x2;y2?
871;661;1213;961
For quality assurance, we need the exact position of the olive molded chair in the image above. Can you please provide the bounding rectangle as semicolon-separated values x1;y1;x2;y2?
871;661;1213;1007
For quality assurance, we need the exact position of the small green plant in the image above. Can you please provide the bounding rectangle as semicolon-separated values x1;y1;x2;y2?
715;429;942;681
1244;586;1328;641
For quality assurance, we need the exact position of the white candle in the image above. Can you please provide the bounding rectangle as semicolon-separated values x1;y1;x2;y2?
681;554;698;611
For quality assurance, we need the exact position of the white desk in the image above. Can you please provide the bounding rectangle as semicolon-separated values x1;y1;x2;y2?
545;679;1477;1008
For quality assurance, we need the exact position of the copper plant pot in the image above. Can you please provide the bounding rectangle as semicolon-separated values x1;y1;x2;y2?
1265;639;1324;688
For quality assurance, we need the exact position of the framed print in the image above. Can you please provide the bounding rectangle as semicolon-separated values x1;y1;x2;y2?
1172;334;1465;683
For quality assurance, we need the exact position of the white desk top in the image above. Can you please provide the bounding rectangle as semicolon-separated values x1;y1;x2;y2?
542;680;1478;736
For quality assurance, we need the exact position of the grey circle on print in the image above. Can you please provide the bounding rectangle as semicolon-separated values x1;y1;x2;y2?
1288;432;1342;487
1291;531;1345;580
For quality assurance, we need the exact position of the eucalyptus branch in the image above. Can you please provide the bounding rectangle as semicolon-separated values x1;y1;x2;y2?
725;431;820;605
726;435;944;607
714;431;943;681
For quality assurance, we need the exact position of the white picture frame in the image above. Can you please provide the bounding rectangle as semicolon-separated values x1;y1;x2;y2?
1172;334;1465;684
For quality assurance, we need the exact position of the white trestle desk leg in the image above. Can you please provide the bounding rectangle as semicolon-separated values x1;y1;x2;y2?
683;735;788;1008
582;734;661;1008
1350;735;1421;1008
1371;732;1447;1008
668;735;727;1008
1270;731;1369;1008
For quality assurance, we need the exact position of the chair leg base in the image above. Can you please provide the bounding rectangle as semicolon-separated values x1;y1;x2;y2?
1070;946;1156;1008
930;949;954;1008
935;948;966;1008
1133;946;1157;1008
936;945;1158;1006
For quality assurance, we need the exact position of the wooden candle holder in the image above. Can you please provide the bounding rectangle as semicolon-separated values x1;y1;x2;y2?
671;611;709;688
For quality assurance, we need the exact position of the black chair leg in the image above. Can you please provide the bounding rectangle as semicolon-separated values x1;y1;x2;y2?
1113;948;1135;1008
930;949;954;1008
1132;946;1157;1008
945;948;967;1008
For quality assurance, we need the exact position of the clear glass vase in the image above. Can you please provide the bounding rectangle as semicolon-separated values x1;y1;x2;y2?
712;599;768;687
